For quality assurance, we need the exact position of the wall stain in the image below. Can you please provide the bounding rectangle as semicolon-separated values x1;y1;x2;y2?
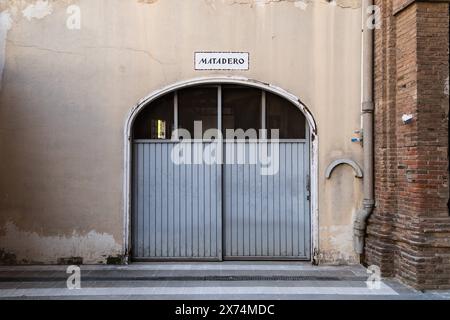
0;0;75;12
0;221;122;264
204;0;360;9
0;249;17;265
106;255;126;265
138;0;159;4
22;0;53;21
137;0;361;9
57;257;83;265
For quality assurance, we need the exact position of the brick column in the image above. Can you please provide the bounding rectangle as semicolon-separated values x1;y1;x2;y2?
367;0;450;290
365;0;398;277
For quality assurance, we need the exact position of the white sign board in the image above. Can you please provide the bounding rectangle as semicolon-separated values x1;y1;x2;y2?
195;52;249;70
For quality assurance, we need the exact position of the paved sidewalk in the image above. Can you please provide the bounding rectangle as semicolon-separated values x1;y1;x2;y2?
0;263;448;300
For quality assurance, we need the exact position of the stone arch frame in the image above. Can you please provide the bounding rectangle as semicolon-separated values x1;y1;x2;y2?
123;76;319;262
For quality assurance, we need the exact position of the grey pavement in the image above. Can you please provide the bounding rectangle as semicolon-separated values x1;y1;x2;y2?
0;262;448;300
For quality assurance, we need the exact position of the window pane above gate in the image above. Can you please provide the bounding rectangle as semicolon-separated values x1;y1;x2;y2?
133;93;174;140
222;87;261;139
266;92;306;139
178;87;218;139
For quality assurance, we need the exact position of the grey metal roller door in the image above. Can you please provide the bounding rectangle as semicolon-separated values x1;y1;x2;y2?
132;140;310;261
132;142;222;260
223;141;310;260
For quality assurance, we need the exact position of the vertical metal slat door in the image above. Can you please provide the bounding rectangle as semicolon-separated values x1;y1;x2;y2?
132;142;222;261
223;141;310;260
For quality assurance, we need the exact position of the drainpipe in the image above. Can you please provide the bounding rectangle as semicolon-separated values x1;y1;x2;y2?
354;0;375;255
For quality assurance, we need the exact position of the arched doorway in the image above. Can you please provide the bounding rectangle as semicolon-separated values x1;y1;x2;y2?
124;78;317;262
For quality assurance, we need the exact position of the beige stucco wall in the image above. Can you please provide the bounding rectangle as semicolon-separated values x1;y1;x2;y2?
0;0;363;264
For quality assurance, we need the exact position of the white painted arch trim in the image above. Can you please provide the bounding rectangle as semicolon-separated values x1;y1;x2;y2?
123;76;319;263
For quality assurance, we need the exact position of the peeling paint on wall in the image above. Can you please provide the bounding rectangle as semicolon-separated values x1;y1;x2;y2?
333;0;361;9
138;0;361;9
200;0;360;9
0;222;122;264
0;249;17;265
0;0;73;12
22;0;53;21
0;10;12;91
138;0;159;4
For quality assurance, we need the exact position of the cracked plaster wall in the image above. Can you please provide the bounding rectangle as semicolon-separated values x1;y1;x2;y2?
0;0;363;264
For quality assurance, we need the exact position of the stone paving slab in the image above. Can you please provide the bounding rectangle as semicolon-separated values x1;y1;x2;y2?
0;262;367;274
0;284;399;298
1;280;374;289
0;264;447;300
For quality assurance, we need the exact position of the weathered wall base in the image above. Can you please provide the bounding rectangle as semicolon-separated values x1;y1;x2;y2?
0;221;122;264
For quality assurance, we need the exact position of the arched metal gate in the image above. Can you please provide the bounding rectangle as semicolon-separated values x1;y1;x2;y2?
131;85;311;261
